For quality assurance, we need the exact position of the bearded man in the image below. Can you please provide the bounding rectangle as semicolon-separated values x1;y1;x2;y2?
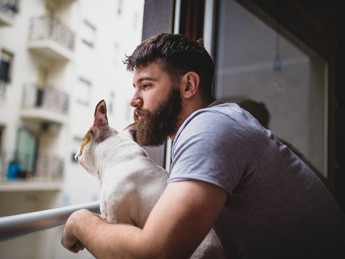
62;33;345;259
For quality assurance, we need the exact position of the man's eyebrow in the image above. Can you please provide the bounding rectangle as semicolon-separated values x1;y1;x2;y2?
137;76;157;82
132;76;157;88
134;76;158;85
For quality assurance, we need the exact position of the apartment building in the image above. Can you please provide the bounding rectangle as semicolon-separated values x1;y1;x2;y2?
0;0;143;258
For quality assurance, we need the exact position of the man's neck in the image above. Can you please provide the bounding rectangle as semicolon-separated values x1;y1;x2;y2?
170;98;212;140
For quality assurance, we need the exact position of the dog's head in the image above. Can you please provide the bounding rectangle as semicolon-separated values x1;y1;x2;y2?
75;100;117;177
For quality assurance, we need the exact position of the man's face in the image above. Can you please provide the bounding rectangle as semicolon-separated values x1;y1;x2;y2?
131;62;182;146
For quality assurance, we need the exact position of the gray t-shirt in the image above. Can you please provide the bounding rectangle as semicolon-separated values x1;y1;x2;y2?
169;102;345;258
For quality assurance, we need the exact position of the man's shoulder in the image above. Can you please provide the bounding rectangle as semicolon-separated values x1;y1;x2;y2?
189;102;242;123
174;101;255;146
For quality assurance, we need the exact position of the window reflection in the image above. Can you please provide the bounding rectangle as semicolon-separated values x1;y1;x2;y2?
214;0;327;178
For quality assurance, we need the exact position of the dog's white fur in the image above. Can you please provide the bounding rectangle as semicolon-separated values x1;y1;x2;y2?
75;100;226;258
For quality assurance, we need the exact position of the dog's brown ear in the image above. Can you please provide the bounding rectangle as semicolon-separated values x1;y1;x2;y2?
93;100;109;131
123;122;137;142
92;100;113;142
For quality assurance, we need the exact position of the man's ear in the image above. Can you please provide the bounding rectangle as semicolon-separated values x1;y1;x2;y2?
181;72;200;99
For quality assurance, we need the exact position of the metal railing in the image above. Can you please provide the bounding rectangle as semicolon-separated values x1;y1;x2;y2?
0;201;100;242
29;16;75;51
22;84;69;114
0;152;64;181
0;0;18;18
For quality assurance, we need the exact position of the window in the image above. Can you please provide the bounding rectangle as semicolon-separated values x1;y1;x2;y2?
0;126;4;178
116;0;123;15
0;0;19;16
16;128;37;174
0;49;13;84
214;0;328;179
81;20;96;48
37;66;48;87
76;77;92;106
108;92;115;114
113;42;120;65
0;126;3;152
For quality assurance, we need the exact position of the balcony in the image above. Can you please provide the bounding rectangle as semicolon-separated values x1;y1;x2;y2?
27;16;75;62
0;152;64;191
0;0;17;26
21;84;69;125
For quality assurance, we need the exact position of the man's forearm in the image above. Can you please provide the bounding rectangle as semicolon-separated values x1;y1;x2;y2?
62;209;145;259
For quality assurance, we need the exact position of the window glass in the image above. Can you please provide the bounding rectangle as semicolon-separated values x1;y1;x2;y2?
214;0;327;178
16;128;37;174
76;77;92;106
81;20;96;48
0;49;13;83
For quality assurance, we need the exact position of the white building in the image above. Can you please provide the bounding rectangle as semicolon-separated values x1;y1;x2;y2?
0;0;144;258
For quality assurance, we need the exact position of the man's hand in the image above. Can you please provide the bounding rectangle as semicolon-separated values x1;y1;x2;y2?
60;181;227;258
61;209;99;253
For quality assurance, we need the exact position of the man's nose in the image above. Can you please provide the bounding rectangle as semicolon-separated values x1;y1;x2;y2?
130;94;143;108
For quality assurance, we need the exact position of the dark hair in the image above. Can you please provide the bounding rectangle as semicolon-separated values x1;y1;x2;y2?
124;33;215;103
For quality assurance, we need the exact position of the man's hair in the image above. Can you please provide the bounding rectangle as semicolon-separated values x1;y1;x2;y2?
124;33;215;103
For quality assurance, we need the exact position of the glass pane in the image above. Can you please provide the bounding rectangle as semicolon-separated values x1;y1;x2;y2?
214;0;327;178
16;128;37;173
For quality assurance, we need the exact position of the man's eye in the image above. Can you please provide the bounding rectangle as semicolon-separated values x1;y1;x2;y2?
143;84;152;89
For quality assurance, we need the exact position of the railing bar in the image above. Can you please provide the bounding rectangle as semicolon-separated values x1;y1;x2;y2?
0;201;99;242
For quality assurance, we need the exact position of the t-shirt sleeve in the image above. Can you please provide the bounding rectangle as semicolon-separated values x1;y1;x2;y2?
169;110;249;195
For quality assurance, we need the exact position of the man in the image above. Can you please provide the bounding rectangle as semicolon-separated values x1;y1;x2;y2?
62;33;345;258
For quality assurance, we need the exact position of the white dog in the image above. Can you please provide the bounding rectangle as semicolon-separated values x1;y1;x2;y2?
75;100;226;258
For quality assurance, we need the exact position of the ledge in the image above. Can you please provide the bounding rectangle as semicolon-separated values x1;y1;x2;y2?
0;180;62;192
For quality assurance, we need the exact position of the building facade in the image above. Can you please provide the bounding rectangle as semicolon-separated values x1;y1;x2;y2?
0;0;143;258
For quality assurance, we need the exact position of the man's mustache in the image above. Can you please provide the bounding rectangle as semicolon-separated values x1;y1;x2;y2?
133;108;149;121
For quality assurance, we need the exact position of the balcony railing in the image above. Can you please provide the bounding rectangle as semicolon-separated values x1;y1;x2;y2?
29;16;75;51
0;0;18;26
22;84;69;114
0;152;64;182
21;84;69;124
28;16;75;61
0;201;99;242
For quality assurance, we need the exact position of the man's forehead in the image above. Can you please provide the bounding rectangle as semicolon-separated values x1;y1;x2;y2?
133;63;167;82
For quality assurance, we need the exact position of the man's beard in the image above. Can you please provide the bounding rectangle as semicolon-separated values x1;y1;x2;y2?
134;87;182;146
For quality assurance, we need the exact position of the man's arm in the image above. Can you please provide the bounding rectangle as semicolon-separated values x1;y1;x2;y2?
61;180;227;258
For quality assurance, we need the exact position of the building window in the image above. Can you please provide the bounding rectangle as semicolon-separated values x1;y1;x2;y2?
113;42;120;65
0;0;19;17
108;92;115;114
81;20;96;48
214;0;328;179
15;127;37;175
0;126;3;151
0;126;4;178
76;77;92;106
0;49;13;84
116;0;123;15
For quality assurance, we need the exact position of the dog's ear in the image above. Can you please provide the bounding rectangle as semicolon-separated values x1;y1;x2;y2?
93;100;108;130
123;122;137;142
91;100;113;142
